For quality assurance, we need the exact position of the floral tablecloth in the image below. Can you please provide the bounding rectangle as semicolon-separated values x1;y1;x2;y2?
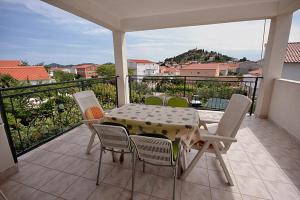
103;104;203;148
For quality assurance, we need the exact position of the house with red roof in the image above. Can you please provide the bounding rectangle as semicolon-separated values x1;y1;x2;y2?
128;59;159;76
0;60;50;85
159;66;180;75
282;42;300;81
179;63;221;77
75;64;98;79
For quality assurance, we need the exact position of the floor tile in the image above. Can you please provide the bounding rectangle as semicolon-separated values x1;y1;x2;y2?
21;167;60;189
47;154;78;171
208;170;239;193
31;151;62;167
63;158;94;176
264;181;300;200
235;175;271;199
88;183;123;200
40;172;78;195
103;166;132;188
82;162;115;181
181;181;211;200
9;162;45;182
127;171;156;195
61;177;96;200
229;160;259;179
254;165;291;183
210;189;242;200
118;190;150;200
184;167;209;187
151;176;181;200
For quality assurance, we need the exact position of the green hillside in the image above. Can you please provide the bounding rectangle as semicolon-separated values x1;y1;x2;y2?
164;48;234;64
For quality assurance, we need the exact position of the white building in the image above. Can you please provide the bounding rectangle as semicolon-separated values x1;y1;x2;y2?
128;59;159;76
282;42;300;81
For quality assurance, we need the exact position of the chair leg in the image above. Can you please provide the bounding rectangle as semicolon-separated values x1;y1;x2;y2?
212;142;234;186
120;150;124;163
131;152;136;200
96;148;103;185
111;149;116;162
86;131;96;154
181;142;209;179
173;166;177;200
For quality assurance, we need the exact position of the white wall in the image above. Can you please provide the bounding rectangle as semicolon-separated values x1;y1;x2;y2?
0;117;16;180
127;61;159;76
269;79;300;140
282;63;300;81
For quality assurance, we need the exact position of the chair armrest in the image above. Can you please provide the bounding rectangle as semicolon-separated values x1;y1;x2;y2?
200;133;237;143
82;119;103;125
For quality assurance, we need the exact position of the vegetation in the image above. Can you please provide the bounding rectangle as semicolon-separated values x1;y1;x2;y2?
53;71;76;82
96;63;135;77
164;48;234;64
0;75;21;88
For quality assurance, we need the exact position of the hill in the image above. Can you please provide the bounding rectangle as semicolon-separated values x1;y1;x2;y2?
164;48;235;64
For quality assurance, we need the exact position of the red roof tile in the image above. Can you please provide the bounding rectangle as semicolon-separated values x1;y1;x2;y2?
285;42;300;63
0;60;22;68
128;59;154;64
0;66;50;81
180;63;219;70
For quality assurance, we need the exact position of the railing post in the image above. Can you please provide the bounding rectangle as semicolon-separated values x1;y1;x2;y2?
183;76;187;97
115;76;119;107
0;91;18;163
80;80;85;91
128;76;132;103
250;77;259;116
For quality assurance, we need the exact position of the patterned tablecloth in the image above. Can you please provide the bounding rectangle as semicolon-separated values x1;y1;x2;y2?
103;104;203;148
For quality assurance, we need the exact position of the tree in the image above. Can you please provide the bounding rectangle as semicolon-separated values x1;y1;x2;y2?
239;57;247;62
21;60;29;66
0;74;19;88
53;71;75;82
96;63;135;77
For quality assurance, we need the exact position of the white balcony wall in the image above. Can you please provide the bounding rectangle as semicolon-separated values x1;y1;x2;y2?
269;79;300;140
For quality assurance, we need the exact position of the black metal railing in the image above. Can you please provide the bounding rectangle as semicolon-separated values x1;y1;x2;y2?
0;77;118;160
129;75;261;115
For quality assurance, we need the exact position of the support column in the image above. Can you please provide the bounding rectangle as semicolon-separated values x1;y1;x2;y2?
255;12;293;118
113;31;129;106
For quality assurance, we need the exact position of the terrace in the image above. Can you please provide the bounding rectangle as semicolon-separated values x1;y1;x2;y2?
1;0;300;199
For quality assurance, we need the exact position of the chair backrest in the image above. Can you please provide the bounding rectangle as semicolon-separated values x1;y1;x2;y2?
144;96;164;106
216;94;252;150
73;90;104;120
166;96;189;107
130;135;174;166
93;124;131;151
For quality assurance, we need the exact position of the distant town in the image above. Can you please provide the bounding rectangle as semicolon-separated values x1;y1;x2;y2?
0;42;299;87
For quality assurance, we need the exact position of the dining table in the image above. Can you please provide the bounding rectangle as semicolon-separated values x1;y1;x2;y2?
102;103;207;173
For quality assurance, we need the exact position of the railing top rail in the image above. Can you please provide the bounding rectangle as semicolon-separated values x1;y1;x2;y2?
0;76;118;92
129;75;263;79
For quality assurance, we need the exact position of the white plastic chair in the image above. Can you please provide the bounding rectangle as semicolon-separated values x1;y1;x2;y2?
93;124;135;199
181;94;252;186
130;135;181;200
73;90;104;154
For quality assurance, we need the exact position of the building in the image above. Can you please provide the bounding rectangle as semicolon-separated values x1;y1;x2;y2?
76;64;98;78
282;42;300;81
128;59;159;76
49;66;77;77
0;66;50;85
179;63;220;77
236;61;261;75
159;66;180;75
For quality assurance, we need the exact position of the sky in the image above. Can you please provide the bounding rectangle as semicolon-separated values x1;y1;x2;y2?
0;0;299;65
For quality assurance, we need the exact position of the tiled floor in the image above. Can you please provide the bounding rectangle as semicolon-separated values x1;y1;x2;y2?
1;116;300;200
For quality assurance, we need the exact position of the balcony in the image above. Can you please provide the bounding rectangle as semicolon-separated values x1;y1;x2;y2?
0;76;300;199
1;115;300;200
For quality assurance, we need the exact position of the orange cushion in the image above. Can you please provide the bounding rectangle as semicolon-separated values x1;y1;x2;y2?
84;106;104;120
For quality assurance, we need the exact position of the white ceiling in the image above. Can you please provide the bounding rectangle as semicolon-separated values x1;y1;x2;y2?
43;0;300;31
